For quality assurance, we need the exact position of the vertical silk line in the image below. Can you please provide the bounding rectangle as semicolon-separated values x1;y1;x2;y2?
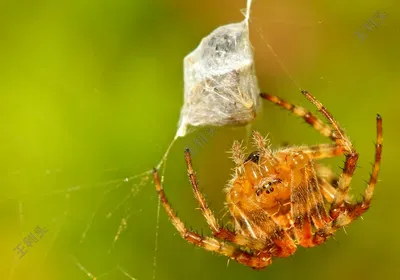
245;0;252;23
152;197;161;280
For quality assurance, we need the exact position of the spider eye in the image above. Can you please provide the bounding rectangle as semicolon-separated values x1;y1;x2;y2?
256;178;282;196
255;182;273;196
246;151;260;163
265;186;274;194
263;182;275;194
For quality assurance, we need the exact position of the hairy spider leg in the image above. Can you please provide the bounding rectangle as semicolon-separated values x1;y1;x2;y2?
152;168;272;269
317;177;337;204
301;91;358;217
289;143;344;160
310;114;383;227
310;115;382;241
363;115;383;204
260;93;339;142
260;92;358;218
314;163;355;204
183;148;269;251
260;92;382;245
331;114;383;228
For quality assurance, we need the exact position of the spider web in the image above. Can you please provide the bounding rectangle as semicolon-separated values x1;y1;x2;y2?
2;165;151;280
2;128;225;280
1;1;353;280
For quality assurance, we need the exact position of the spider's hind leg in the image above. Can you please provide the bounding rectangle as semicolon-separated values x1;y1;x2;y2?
152;168;272;269
333;114;383;227
315;164;355;204
300;91;359;215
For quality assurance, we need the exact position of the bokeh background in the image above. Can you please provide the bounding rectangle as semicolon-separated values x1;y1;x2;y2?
1;0;399;279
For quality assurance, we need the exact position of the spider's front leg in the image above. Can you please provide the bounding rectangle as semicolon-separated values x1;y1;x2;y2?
152;169;272;269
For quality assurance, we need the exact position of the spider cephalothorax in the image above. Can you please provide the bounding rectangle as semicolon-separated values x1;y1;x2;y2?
153;91;382;269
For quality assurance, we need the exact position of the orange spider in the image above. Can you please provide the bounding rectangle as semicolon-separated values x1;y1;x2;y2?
153;91;383;269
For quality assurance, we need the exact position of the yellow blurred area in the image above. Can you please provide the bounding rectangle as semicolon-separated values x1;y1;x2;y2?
1;1;399;280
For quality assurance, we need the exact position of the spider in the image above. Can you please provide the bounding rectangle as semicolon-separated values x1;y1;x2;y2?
153;91;383;269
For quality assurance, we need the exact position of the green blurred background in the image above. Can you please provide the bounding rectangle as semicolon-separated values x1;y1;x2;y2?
1;0;399;279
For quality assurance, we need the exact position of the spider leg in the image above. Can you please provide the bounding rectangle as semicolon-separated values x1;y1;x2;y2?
309;115;382;244
152;168;272;269
361;114;383;205
290;143;345;159
300;91;358;216
269;230;298;258
314;164;353;205
317;177;337;204
317;174;355;204
260;93;338;141
260;91;358;217
315;163;339;188
184;149;269;251
332;114;383;227
260;91;353;153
